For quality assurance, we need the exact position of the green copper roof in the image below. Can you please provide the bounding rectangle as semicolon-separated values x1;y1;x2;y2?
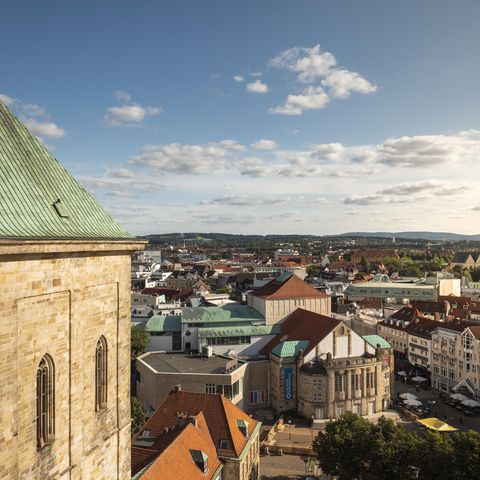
272;340;309;358
363;335;391;349
182;305;264;324
198;324;279;338
145;314;182;332
0;100;134;240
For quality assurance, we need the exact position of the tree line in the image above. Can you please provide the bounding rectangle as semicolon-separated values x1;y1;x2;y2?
313;412;480;480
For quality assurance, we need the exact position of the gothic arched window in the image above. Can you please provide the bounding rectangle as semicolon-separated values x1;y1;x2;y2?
36;354;55;447
95;336;108;410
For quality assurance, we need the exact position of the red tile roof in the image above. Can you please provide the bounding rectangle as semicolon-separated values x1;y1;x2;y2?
135;391;258;459
468;325;480;340
412;300;449;315
260;308;340;357
252;274;328;300
133;412;222;480
390;306;426;323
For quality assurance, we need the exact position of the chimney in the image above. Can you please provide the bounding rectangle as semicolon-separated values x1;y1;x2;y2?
188;415;198;427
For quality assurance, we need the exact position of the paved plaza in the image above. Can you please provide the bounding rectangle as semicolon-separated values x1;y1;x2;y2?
393;380;480;432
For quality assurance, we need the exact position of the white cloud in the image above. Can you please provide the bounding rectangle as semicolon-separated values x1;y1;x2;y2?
378;180;464;196
233;75;244;82
344;180;468;206
200;194;285;207
113;90;132;102
251;139;278;150
311;143;346;162
269;45;336;83
78;175;165;192
269;86;329;115
1;93;66;140
246;80;269;93
23;118;66;139
105;103;162;126
268;44;376;115
250;71;263;77
0;93;15;106
129;140;244;174
321;69;377;98
239;157;271;177
376;131;480;167
106;190;136;198
276;130;480;170
343;194;411;206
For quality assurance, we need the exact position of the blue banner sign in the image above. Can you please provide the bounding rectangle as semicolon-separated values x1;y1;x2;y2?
284;367;293;400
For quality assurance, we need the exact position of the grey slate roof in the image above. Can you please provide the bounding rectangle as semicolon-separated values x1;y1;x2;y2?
0;99;134;240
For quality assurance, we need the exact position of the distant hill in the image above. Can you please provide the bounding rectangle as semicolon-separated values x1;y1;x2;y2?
144;231;480;243
339;231;480;241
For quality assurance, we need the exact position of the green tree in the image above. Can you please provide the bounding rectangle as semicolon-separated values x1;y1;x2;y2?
471;268;480;282
313;414;480;480
131;396;146;436
131;325;149;361
450;430;480;480
313;412;374;479
365;416;419;480
415;430;455;480
360;256;369;271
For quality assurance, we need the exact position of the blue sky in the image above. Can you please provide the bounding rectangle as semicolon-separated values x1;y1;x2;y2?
2;1;480;235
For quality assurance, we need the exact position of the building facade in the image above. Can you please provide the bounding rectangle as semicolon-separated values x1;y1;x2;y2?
247;272;331;324
0;100;144;479
136;352;248;414
431;324;480;399
261;309;393;419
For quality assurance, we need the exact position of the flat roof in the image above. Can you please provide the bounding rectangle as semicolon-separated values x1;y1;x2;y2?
140;352;244;375
182;305;264;324
348;282;435;290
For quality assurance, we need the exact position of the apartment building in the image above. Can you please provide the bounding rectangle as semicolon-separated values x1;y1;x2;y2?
431;324;480;399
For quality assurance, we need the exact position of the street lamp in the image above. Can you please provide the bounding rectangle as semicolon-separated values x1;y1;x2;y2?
300;454;310;476
288;419;292;440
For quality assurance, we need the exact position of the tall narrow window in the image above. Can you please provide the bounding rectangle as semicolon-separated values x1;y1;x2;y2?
36;354;55;448
95;336;108;410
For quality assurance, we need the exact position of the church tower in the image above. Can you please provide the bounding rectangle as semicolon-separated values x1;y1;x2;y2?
0;100;145;479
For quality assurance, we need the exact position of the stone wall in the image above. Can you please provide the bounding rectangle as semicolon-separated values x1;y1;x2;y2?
0;241;140;480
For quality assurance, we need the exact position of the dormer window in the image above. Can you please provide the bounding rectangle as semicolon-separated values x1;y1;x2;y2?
190;449;209;475
219;439;229;449
237;419;249;438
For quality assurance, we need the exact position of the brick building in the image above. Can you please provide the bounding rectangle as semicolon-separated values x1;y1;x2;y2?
0;99;144;479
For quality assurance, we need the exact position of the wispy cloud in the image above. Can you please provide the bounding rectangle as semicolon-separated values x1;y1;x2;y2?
344;180;469;206
233;75;244;82
113;90;132;102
